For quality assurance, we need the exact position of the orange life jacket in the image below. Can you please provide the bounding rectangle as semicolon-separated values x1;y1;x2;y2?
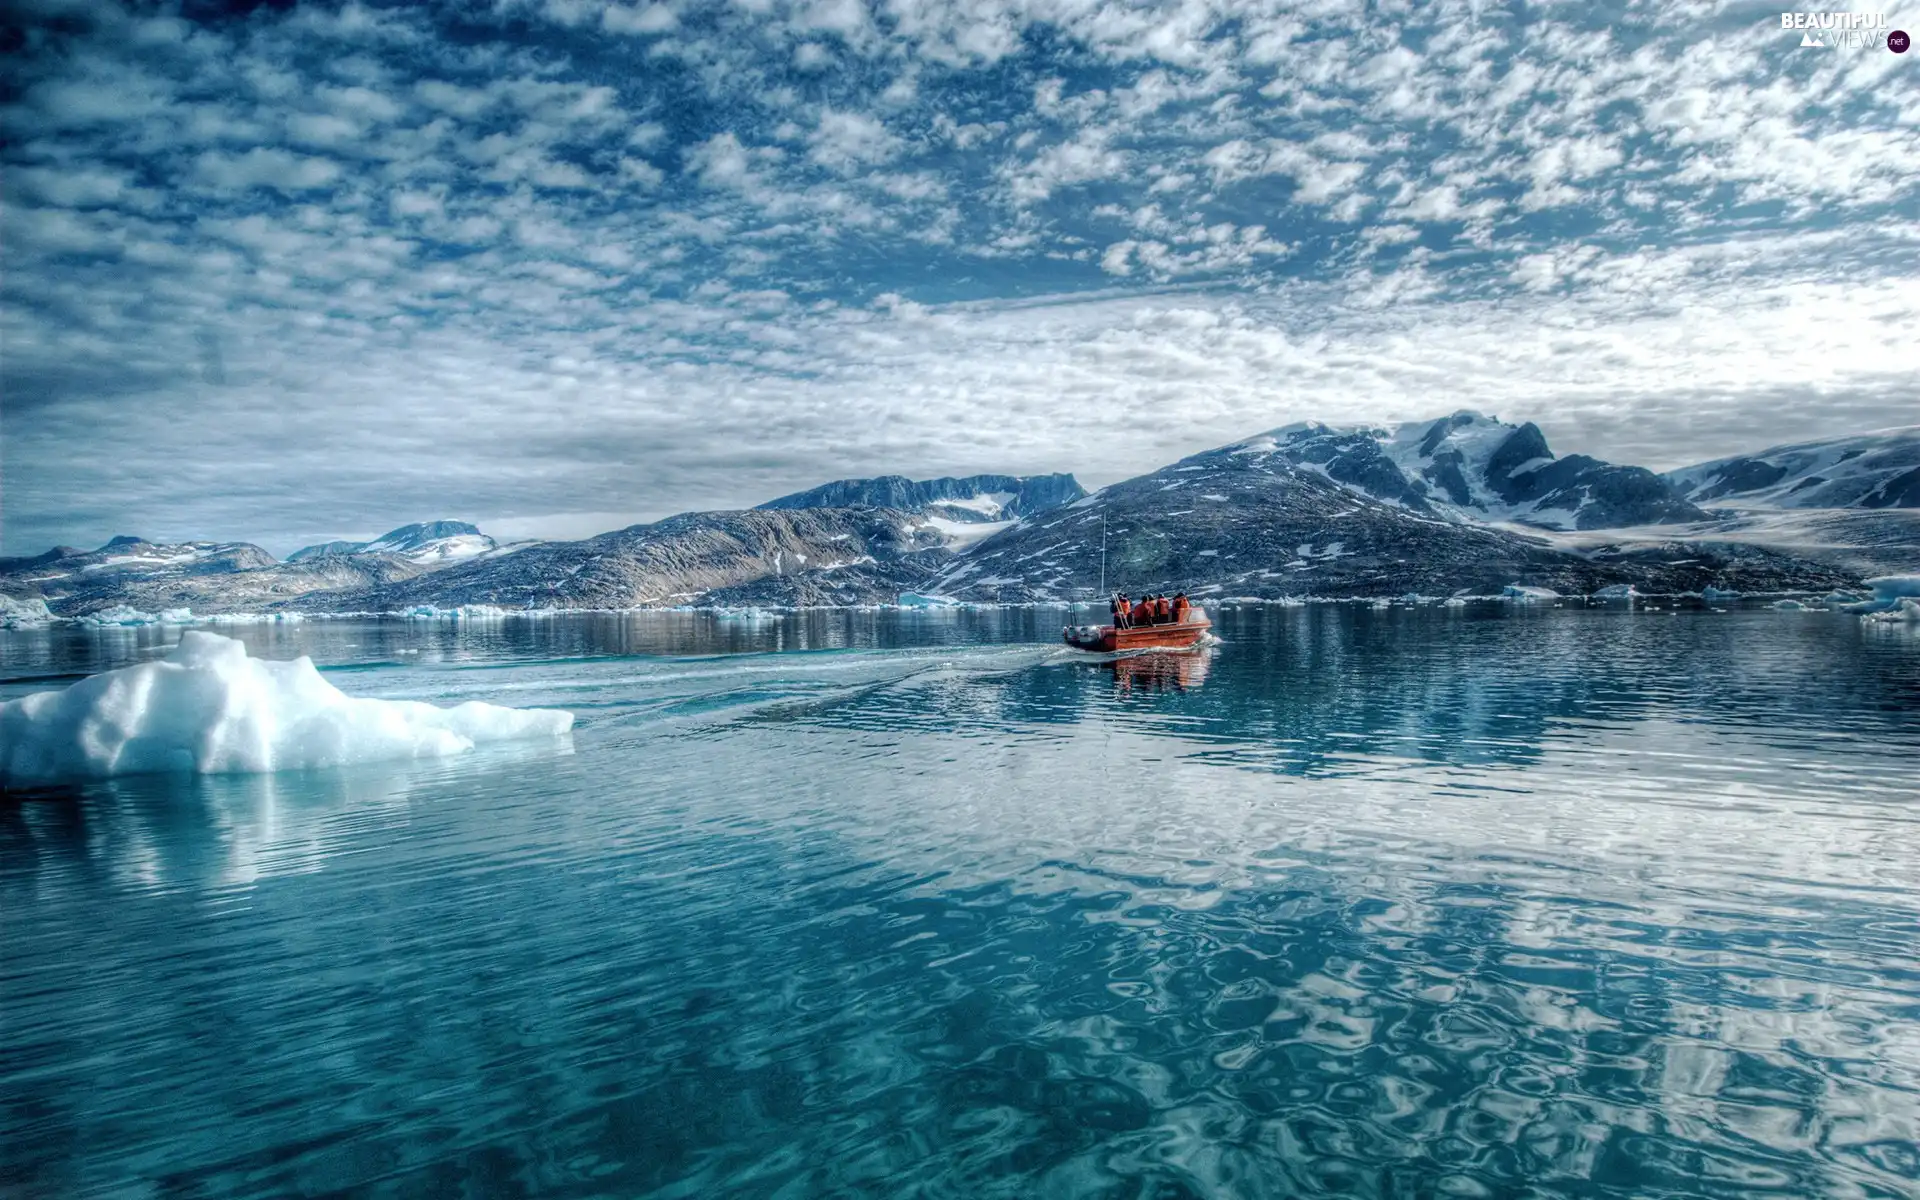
1156;597;1171;620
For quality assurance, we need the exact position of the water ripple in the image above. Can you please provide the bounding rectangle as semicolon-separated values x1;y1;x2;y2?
2;605;1917;1197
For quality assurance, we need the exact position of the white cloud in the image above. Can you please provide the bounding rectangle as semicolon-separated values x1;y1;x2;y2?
4;0;1918;552
806;109;901;170
192;148;343;193
603;3;678;34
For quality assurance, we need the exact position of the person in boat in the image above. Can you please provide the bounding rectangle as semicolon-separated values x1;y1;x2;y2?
1112;593;1130;629
1155;594;1172;623
1132;595;1153;626
1172;592;1190;623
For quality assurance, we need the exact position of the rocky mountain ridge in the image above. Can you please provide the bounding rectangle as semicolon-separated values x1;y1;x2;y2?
1230;412;1706;530
288;520;498;564
1666;426;1920;510
758;473;1087;524
3;420;1911;620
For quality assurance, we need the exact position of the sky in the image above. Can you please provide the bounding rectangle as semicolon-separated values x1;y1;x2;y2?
2;0;1916;556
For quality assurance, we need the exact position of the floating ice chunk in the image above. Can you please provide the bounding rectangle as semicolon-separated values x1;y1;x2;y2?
1844;575;1920;615
1771;599;1807;611
77;604;176;626
897;593;959;608
1;595;54;629
1821;590;1866;606
1702;585;1740;601
0;631;572;782
1862;598;1920;624
1443;597;1468;608
1500;584;1559;602
1592;584;1640;600
402;604;513;620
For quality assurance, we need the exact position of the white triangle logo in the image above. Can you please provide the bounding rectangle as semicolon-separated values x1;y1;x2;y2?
1800;30;1825;47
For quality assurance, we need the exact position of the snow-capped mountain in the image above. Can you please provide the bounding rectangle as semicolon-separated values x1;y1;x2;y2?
0;535;429;617
0;535;278;581
288;520;498;564
4;425;1905;620
1665;427;1920;509
758;473;1086;523
909;428;1842;604
1223;412;1704;531
340;508;949;611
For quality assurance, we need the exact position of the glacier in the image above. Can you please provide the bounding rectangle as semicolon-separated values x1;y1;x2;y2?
0;631;573;782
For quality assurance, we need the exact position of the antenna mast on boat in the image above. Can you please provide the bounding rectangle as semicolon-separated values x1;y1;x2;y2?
1098;506;1107;597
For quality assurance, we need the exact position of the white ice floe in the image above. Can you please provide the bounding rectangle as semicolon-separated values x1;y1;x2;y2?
1;595;54;629
897;592;960;608
401;604;518;620
714;607;777;621
1592;584;1640;599
1862;598;1920;624
0;631;573;782
1845;575;1920;615
1500;584;1559;602
76;604;194;626
1772;599;1808;611
1702;585;1741;601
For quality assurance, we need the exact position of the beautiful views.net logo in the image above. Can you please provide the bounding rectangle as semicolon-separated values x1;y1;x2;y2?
1780;11;1909;50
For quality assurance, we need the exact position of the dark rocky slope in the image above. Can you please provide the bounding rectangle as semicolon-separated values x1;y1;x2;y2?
336;508;950;611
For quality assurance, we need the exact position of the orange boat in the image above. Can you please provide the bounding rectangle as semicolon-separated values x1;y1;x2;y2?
1062;612;1211;653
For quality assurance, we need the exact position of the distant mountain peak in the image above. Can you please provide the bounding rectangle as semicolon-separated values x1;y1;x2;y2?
1215;414;1701;531
287;520;495;565
1666;426;1920;510
371;520;483;547
758;472;1087;523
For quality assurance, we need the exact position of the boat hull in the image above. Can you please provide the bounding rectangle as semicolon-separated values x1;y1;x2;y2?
1062;618;1211;653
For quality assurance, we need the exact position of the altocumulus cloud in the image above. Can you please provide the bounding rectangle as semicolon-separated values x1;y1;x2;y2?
2;0;1916;554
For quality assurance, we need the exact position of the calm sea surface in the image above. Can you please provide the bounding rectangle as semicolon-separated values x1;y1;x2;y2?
4;604;1918;1198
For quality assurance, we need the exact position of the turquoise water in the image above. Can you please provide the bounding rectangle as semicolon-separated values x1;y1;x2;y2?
4;604;1919;1198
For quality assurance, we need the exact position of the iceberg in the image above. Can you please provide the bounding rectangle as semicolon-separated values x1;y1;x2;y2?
1863;598;1920;624
1771;599;1807;611
1500;584;1559;603
77;604;184;627
1;595;55;629
1702;585;1740;602
1845;575;1920;615
1592;584;1640;600
0;631;573;782
897;592;959;608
